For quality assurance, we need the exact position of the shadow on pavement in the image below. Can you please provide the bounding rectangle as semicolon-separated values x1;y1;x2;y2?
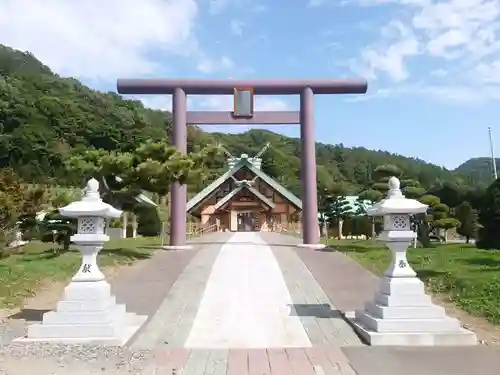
288;303;343;319
343;345;500;375
8;308;51;322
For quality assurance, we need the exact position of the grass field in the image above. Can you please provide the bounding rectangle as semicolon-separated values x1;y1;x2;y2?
0;237;161;308
326;238;500;324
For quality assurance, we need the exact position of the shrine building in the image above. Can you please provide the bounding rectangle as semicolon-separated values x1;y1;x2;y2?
187;147;302;232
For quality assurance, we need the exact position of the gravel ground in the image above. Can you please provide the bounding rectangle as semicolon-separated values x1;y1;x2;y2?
0;343;154;374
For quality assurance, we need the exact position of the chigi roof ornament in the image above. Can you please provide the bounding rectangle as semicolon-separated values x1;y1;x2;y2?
219;142;270;170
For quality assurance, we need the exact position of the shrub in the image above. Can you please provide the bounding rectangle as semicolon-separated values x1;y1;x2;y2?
137;207;161;237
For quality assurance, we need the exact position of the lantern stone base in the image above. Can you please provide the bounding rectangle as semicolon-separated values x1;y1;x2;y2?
14;280;147;346
345;276;478;346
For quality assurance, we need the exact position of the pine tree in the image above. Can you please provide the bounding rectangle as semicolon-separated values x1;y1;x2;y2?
477;179;500;249
455;201;477;243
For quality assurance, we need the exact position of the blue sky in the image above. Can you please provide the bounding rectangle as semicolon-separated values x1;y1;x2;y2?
2;0;500;169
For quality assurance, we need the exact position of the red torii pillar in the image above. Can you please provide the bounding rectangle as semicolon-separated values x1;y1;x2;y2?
117;78;368;249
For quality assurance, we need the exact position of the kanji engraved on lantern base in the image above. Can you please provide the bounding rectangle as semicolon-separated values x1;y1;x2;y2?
345;176;478;346
14;178;147;345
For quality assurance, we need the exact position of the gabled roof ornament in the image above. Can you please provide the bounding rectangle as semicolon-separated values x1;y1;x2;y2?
226;142;271;170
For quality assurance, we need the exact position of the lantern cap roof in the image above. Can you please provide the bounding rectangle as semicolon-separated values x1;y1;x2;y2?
59;178;123;218
367;177;428;216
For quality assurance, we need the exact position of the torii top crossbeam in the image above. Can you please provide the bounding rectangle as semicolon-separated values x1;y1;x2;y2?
116;78;368;95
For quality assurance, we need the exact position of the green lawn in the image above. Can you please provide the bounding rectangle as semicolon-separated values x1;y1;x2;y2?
325;238;500;325
0;237;161;308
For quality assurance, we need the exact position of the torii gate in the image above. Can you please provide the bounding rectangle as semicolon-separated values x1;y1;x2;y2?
116;78;368;249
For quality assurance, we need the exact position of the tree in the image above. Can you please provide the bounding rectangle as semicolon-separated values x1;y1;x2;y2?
358;189;383;203
318;188;331;237
402;179;426;199
328;196;351;239
455;201;477;243
415;194;460;246
0;168;46;254
433;217;461;242
476;179;500;249
318;183;351;239
463;185;487;210
348;197;371;237
429;182;464;209
358;166;403;240
66;140;219;239
40;209;77;253
356;189;382;240
137;206;162;237
371;164;403;194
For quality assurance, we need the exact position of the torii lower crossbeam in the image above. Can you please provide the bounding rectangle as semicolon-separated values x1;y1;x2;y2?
116;78;368;249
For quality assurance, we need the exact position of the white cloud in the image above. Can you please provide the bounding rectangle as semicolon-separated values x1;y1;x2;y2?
208;0;231;14
254;98;292;111
351;21;419;81
135;96;173;111
412;0;500;59
208;0;267;13
0;0;199;82
426;29;470;58
347;82;500;103
230;20;244;36
411;84;500;102
472;59;500;84
431;68;449;77
252;4;268;12
345;0;500;102
308;0;327;6
197;55;236;73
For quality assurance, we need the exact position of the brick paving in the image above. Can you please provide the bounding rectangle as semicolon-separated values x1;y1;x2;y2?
342;346;500;375
149;347;353;374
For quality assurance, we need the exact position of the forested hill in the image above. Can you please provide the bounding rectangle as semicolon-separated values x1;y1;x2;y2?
0;44;484;195
454;157;499;184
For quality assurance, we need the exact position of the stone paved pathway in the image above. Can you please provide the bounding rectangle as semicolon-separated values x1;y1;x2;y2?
129;236;222;350
128;232;362;374
3;231;500;374
184;232;310;349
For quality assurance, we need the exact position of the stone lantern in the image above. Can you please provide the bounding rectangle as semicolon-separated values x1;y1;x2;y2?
16;178;147;345
348;177;477;346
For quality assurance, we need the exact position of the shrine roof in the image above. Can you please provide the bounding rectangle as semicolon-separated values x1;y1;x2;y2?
187;158;301;213
213;184;275;211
